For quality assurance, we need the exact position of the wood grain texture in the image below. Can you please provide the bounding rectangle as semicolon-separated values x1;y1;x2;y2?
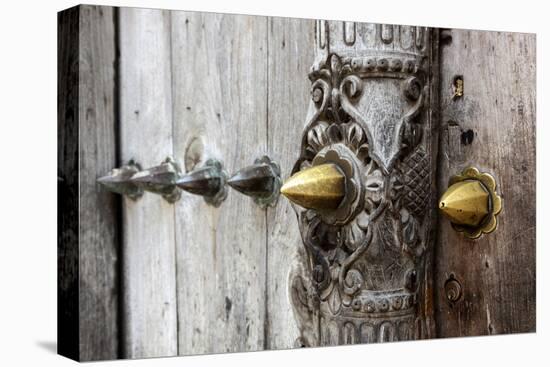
435;29;536;337
119;8;178;358
58;5;120;361
64;7;536;356
77;5;120;361
58;6;80;361
266;17;315;349
170;12;268;354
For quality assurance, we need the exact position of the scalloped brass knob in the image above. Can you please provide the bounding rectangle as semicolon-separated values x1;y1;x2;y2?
439;167;502;239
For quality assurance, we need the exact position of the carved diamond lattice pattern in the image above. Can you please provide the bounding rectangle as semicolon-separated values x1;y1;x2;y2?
402;148;429;218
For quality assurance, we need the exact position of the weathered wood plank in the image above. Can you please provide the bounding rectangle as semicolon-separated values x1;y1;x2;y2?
58;6;81;361
58;5;120;361
266;17;315;349
119;8;178;358
435;30;536;337
170;11;268;354
77;5;120;361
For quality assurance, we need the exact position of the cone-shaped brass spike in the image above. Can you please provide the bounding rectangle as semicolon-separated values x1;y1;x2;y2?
227;156;281;208
439;180;489;227
130;158;181;203
175;159;227;207
280;163;346;210
228;165;276;198
439;167;502;239
176;167;222;196
97;161;143;200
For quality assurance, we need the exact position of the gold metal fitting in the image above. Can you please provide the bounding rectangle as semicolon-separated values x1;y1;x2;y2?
439;167;502;239
439;180;489;227
280;163;346;210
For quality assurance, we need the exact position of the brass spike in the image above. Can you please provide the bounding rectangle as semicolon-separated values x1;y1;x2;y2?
439;180;489;227
97;161;143;200
130;157;181;203
280;163;346;210
176;166;224;197
227;156;281;208
228;164;276;198
175;159;227;207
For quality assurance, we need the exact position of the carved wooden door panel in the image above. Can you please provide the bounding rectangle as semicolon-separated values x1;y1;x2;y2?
276;22;536;346
279;21;440;345
434;29;535;337
64;6;534;360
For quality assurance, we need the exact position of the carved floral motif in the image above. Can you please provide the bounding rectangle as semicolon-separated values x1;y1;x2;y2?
289;24;436;346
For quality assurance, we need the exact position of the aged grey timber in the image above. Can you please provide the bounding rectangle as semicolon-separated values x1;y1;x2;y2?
435;29;536;336
58;6;80;360
266;16;316;349
58;5;120;361
170;11;268;354
77;5;120;360
119;8;178;358
59;7;536;358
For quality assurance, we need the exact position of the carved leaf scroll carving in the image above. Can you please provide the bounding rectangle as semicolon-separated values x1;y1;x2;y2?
289;22;437;345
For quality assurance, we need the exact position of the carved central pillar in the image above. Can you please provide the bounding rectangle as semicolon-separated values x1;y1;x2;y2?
284;21;439;346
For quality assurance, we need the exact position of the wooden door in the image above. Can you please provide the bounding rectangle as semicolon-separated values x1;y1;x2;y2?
118;13;536;353
117;8;308;357
58;5;535;361
434;29;536;337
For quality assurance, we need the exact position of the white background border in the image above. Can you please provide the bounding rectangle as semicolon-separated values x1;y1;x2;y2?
0;0;544;365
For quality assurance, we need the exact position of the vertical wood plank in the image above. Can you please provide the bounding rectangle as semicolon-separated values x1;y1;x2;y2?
435;30;536;337
119;8;178;358
266;17;316;349
78;5;120;361
58;5;119;361
170;12;268;354
58;6;81;361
